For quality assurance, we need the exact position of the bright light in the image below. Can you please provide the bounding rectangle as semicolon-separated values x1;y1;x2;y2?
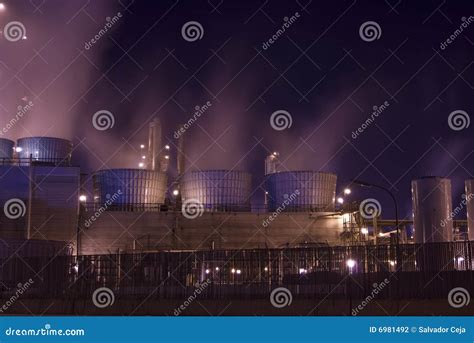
140;144;145;149
79;195;87;202
138;162;145;168
205;269;210;274
299;268;307;274
165;145;170;150
389;260;395;266
361;228;368;235
344;188;351;195
0;3;5;11
264;267;268;272
164;155;169;159
236;269;241;274
272;151;278;156
22;36;27;40
15;147;22;152
337;197;344;204
172;189;179;196
231;268;236;274
346;259;356;268
72;264;79;273
457;256;465;263
215;267;219;271
141;155;146;159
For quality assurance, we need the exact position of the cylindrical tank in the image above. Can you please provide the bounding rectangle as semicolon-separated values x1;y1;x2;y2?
0;138;14;160
411;177;453;243
181;170;252;212
465;179;474;241
93;169;168;210
16;137;72;164
265;171;337;212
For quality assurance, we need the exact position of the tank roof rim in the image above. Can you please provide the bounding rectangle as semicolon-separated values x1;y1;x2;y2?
413;176;450;180
268;170;337;176
17;136;72;143
184;169;251;173
94;168;167;173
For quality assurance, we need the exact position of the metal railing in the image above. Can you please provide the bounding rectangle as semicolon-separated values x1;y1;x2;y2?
0;157;71;167
81;202;338;213
0;241;472;300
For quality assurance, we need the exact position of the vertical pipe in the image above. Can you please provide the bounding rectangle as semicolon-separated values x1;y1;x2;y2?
465;179;474;241
26;162;33;239
148;118;162;171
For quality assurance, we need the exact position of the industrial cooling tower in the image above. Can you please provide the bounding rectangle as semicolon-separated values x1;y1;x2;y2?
466;179;474;241
16;137;72;164
180;170;252;212
411;177;453;243
93;169;168;209
0;138;14;160
265;171;337;212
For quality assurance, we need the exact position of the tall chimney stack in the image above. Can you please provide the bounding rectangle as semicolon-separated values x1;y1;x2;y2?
148;118;162;171
177;125;185;177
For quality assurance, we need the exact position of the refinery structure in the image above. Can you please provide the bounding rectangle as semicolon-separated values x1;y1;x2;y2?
0;119;472;315
0;119;472;256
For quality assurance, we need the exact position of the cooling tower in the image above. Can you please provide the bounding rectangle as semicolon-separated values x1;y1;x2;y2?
265;171;337;212
466;179;474;240
411;177;453;243
181;170;252;212
93;169;167;209
0;138;14;160
16;137;72;164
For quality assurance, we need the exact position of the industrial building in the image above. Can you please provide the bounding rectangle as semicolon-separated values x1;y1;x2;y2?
0;120;472;258
0;119;472;316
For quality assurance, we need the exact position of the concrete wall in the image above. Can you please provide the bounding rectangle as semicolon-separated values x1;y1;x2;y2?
80;211;344;255
0;166;80;249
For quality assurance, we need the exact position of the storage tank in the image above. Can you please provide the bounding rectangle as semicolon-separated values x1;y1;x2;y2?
411;177;453;243
16;137;72;164
265;171;337;212
0;138;14;160
93;169;167;210
466;179;474;240
181;170;252;212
